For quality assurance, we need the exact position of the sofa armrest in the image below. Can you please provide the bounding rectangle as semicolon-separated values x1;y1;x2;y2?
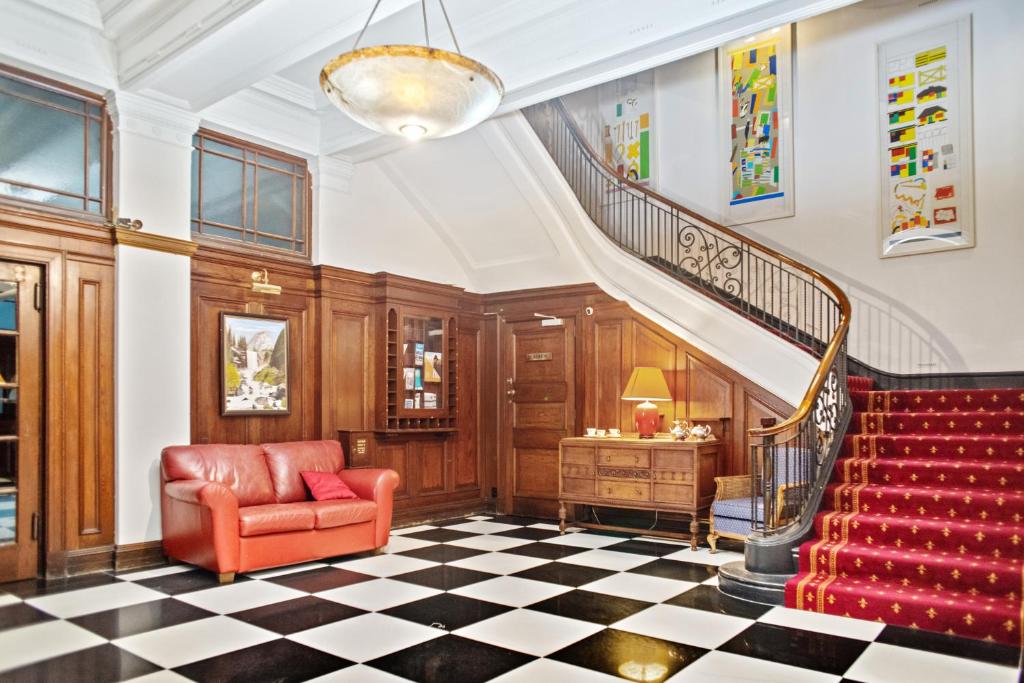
161;480;240;573
338;469;399;548
713;474;753;502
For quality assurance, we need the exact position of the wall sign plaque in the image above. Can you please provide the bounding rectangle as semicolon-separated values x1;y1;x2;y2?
527;352;553;361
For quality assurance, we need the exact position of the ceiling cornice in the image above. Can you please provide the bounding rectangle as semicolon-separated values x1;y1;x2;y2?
108;90;201;147
314;155;355;195
251;75;317;110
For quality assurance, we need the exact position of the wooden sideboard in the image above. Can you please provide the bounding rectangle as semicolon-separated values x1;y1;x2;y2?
558;435;720;549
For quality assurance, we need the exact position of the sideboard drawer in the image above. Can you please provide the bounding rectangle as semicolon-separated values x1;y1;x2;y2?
598;480;651;502
563;446;595;464
561;463;595;479
597;448;650;468
653;449;694;471
653;483;694;505
563;477;596;496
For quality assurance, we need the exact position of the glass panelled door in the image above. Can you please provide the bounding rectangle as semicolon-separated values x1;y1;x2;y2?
0;262;42;581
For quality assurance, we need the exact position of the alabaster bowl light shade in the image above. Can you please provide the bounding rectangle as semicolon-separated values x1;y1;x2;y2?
320;45;504;141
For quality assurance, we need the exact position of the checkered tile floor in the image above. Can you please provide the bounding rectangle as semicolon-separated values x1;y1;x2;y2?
1;514;1020;682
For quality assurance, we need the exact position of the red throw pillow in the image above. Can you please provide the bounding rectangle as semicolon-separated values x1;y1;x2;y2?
301;471;358;501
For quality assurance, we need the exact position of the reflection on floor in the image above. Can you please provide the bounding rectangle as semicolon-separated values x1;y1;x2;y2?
0;514;1019;682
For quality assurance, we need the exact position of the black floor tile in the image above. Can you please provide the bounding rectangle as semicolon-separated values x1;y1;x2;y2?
510;562;614;587
550;628;707;682
876;624;1022;668
629;558;718;583
493;527;562;541
426;516;480;527
230;595;365;635
382;593;512;631
368;634;535;683
0;573;120;598
0;602;56;632
501;542;587;561
529;589;652;625
398;544;487;564
135;570;250;595
486;515;551;526
604;539;689;557
266;567;375;593
402;528;477;543
718;622;870;676
1;644;160;683
663;584;772;619
174;637;350;683
70;597;214;639
391;565;495;591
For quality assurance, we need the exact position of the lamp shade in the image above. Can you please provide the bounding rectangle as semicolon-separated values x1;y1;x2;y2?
621;367;672;402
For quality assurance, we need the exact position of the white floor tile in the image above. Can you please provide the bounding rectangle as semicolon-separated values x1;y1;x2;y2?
123;671;194;683
540;532;625;549
445;534;533;552
315;577;441;611
115;564;195;582
246;562;329;579
113;615;277;669
528;523;563;531
844;642;1019;683
0;620;105;673
390;525;437;536
702;575;720;586
450;576;572;607
447;551;549;575
288;612;443;662
490;658;623;682
382;535;437;554
663;547;744;566
612;604;753;649
468;515;494;521
758;606;885;641
454;608;602;656
0;593;22;607
26;581;166;618
579;572;697;603
636;536;691;546
668;650;841;683
555;549;652;571
333;553;438;577
445;521;521;534
174;580;306;614
307;664;412;682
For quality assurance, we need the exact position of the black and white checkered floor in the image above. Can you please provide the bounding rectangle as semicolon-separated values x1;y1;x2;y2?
1;514;1020;682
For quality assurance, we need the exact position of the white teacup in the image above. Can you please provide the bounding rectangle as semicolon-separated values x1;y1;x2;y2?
596;429;607;437
608;428;621;437
585;427;597;437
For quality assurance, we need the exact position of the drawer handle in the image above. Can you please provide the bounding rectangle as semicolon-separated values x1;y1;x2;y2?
634;487;642;496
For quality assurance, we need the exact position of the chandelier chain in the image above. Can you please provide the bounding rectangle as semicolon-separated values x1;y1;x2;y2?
421;0;429;46
437;0;462;54
352;0;461;54
352;0;383;50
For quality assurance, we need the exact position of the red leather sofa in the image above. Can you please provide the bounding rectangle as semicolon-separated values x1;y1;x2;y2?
160;440;399;582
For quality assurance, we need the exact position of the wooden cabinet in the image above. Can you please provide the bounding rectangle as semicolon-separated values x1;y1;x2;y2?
383;306;457;431
558;436;720;549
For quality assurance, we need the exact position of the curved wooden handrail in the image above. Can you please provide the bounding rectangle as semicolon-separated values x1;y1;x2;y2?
548;98;851;438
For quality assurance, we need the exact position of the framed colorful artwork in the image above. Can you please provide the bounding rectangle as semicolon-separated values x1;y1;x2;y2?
718;25;795;225
877;17;974;258
598;71;656;193
220;313;289;415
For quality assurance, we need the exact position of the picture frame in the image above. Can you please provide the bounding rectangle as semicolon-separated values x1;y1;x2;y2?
877;17;974;258
220;312;290;416
718;24;795;225
423;351;442;383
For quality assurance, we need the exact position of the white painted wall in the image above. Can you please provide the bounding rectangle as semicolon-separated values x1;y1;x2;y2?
562;0;1024;374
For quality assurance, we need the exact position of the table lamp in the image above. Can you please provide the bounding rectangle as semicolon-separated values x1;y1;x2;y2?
621;366;673;438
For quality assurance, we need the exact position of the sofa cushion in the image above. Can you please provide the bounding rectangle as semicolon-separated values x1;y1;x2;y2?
301;471;358;501
238;503;316;537
291;500;377;530
262;441;346;503
162;444;276;507
712;496;766;523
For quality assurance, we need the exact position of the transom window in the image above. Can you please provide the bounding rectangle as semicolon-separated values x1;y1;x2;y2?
191;131;310;257
0;67;108;216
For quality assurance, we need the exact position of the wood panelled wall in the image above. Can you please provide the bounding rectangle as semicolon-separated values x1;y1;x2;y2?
0;208;117;576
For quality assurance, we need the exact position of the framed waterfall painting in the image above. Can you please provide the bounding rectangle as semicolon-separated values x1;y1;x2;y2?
221;313;290;415
718;25;795;225
877;17;974;258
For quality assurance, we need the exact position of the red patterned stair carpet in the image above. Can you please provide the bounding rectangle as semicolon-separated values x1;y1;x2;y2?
785;377;1024;646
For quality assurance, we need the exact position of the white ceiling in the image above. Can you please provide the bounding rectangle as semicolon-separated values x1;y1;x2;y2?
4;0;859;158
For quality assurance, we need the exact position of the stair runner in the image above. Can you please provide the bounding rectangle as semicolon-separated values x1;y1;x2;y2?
785;376;1024;646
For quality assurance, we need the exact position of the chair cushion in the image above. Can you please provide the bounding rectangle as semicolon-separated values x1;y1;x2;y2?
292;500;377;530
302;471;358;501
713;516;754;537
711;496;766;523
262;441;346;503
238;503;316;537
162;444;276;507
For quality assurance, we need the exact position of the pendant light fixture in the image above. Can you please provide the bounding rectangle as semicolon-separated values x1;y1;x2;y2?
320;0;504;142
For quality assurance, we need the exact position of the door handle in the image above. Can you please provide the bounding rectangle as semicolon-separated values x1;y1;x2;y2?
505;377;516;402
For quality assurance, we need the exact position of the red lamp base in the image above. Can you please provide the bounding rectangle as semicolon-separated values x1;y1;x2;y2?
634;401;660;438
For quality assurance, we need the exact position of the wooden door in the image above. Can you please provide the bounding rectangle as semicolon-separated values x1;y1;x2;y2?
500;319;575;517
0;262;43;581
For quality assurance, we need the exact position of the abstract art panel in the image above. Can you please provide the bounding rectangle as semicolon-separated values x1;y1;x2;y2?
598;71;655;189
877;17;974;257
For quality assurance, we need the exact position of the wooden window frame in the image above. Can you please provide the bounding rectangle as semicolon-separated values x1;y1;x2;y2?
191;128;312;261
0;65;112;223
